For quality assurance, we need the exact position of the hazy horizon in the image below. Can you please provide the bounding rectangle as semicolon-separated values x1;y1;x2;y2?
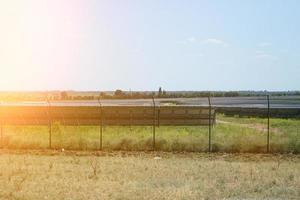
1;0;300;91
0;89;299;93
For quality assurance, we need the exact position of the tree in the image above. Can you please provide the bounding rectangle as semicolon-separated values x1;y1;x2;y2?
114;89;124;97
99;92;106;98
60;91;68;100
158;87;162;97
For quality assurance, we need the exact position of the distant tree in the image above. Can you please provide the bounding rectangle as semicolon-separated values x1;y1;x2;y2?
158;87;162;97
60;91;68;100
99;92;106;98
114;89;124;98
162;90;167;96
224;91;239;97
132;92;142;99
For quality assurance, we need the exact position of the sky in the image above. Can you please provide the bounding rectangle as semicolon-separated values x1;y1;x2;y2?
0;0;299;91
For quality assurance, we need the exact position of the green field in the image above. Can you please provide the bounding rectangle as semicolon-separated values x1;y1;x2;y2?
1;115;299;153
0;151;299;199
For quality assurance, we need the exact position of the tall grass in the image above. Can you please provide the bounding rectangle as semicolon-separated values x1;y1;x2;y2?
1;115;299;153
217;114;300;153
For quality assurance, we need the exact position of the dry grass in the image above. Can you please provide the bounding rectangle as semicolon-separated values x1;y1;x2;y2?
0;150;299;199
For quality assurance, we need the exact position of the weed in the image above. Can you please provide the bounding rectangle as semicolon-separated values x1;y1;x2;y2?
49;161;54;171
89;157;99;178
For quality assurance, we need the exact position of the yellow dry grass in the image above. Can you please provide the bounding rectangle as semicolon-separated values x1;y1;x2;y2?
0;150;299;199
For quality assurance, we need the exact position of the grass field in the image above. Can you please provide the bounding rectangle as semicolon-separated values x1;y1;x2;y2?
0;151;299;199
1;115;300;153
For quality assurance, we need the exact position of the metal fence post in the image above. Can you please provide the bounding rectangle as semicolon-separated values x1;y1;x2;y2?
0;102;2;148
157;107;160;128
0;121;2;148
267;95;270;153
49;123;52;149
47;98;52;149
208;96;212;152
152;97;156;151
98;97;103;151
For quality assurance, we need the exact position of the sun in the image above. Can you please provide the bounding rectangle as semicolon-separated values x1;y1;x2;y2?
0;0;90;90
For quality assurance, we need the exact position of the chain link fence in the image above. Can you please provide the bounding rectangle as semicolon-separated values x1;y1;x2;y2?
0;96;299;153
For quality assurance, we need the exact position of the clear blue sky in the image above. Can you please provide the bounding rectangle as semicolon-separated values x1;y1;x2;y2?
0;0;299;91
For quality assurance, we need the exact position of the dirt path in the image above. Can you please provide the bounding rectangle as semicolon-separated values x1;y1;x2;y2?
217;120;281;134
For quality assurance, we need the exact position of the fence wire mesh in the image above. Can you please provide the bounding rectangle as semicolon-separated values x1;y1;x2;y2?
0;96;299;153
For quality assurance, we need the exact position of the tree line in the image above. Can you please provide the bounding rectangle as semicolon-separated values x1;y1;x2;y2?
1;89;299;101
57;88;300;100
